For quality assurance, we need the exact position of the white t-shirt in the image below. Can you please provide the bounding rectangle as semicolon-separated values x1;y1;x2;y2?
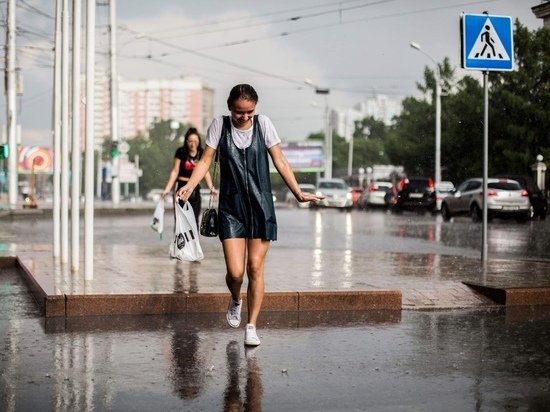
205;114;281;150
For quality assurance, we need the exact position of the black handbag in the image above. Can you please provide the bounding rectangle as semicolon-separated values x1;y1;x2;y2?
200;149;219;237
200;207;218;237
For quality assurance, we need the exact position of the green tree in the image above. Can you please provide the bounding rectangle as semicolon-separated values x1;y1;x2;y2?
126;119;192;197
386;57;456;178
443;76;484;183
348;116;390;173
388;22;550;188
488;21;550;177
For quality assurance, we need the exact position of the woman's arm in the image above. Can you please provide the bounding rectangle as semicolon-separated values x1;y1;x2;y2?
160;157;181;199
177;146;216;201
268;144;325;204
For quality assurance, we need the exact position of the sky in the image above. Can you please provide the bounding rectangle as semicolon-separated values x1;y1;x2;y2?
1;0;544;147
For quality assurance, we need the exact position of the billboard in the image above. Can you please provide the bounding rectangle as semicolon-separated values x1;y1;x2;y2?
270;141;324;173
18;146;54;174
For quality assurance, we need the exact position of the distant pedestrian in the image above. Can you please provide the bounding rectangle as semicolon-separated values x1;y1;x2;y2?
161;127;217;227
177;84;325;346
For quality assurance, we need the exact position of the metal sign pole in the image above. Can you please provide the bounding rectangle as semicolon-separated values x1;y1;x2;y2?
481;71;489;262
461;13;513;262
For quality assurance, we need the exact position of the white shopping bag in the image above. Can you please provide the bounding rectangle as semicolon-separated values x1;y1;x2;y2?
151;198;165;239
169;200;204;261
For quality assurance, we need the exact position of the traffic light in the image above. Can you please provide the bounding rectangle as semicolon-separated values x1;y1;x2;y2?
110;141;119;158
0;144;8;159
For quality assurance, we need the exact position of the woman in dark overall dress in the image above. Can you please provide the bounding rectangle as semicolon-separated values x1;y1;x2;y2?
161;127;217;227
177;84;324;346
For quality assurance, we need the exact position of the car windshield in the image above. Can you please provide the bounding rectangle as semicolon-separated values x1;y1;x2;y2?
319;181;347;190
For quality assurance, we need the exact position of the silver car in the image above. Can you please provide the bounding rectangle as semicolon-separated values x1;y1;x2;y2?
357;181;395;210
440;178;531;223
435;181;455;211
313;178;353;210
285;183;317;208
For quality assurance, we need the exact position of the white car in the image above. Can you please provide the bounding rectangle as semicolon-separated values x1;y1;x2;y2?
435;181;455;211
357;181;395;210
200;188;218;209
441;178;531;222
313;178;353;210
146;189;164;202
285;183;317;208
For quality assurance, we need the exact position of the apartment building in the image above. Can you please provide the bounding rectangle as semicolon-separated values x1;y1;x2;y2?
88;69;214;147
331;94;402;140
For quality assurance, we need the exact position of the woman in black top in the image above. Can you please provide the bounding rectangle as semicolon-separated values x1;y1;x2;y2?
161;127;217;226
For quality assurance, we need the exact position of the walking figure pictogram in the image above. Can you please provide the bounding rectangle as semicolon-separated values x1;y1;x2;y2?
475;25;503;59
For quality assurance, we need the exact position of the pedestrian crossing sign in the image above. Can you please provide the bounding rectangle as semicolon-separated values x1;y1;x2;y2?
461;13;514;71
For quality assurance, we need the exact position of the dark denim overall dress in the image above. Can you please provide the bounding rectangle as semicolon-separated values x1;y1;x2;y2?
218;115;277;241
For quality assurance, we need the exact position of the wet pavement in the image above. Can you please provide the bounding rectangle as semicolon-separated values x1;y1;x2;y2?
1;204;550;410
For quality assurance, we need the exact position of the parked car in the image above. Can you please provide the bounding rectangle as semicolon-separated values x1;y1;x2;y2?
285;183;317;208
393;177;436;214
496;174;547;220
357;181;395;210
350;187;365;207
200;188;218;209
146;188;164;202
312;178;353;210
435;181;455;211
440;177;531;223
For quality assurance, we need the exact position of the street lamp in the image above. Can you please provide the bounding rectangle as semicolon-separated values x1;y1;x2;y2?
410;42;441;186
304;78;332;179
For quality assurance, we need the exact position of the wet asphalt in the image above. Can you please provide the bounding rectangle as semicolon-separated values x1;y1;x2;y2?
1;204;550;411
2;267;550;412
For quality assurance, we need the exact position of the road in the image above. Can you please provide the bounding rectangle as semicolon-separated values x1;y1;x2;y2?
3;204;549;262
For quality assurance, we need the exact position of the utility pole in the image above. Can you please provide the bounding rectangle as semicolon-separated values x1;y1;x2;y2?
71;0;82;272
85;0;96;279
53;0;62;257
6;0;17;209
304;79;332;179
61;0;70;263
110;0;120;205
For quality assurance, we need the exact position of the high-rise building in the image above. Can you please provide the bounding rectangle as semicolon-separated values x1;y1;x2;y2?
86;68;215;148
332;94;401;139
118;76;214;139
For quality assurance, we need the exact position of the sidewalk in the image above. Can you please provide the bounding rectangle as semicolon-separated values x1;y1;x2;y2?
2;204;550;317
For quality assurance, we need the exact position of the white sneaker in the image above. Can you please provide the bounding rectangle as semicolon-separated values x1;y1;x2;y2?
244;323;261;346
226;297;242;328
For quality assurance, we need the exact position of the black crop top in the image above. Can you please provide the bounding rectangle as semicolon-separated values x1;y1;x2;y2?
175;146;202;179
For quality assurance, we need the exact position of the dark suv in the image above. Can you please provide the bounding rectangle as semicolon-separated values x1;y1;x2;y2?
496;175;547;220
392;177;436;214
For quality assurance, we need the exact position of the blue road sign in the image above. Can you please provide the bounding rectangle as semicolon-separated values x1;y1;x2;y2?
461;14;514;71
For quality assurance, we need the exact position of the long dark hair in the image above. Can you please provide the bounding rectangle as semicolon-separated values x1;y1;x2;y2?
226;84;259;109
181;127;203;159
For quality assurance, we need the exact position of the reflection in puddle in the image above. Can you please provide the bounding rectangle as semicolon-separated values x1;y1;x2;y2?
170;330;206;399
173;261;199;293
223;341;263;411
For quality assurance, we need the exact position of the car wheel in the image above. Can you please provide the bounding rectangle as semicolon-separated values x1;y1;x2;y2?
471;204;481;222
441;204;452;222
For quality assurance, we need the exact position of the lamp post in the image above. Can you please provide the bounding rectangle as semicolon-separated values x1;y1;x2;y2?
304;78;332;179
410;42;441;186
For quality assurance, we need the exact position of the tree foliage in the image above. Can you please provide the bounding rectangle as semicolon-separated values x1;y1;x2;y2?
488;21;550;176
126;119;190;196
383;22;549;187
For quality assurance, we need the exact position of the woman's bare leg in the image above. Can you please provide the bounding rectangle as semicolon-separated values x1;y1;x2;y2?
245;239;270;326
222;238;247;302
